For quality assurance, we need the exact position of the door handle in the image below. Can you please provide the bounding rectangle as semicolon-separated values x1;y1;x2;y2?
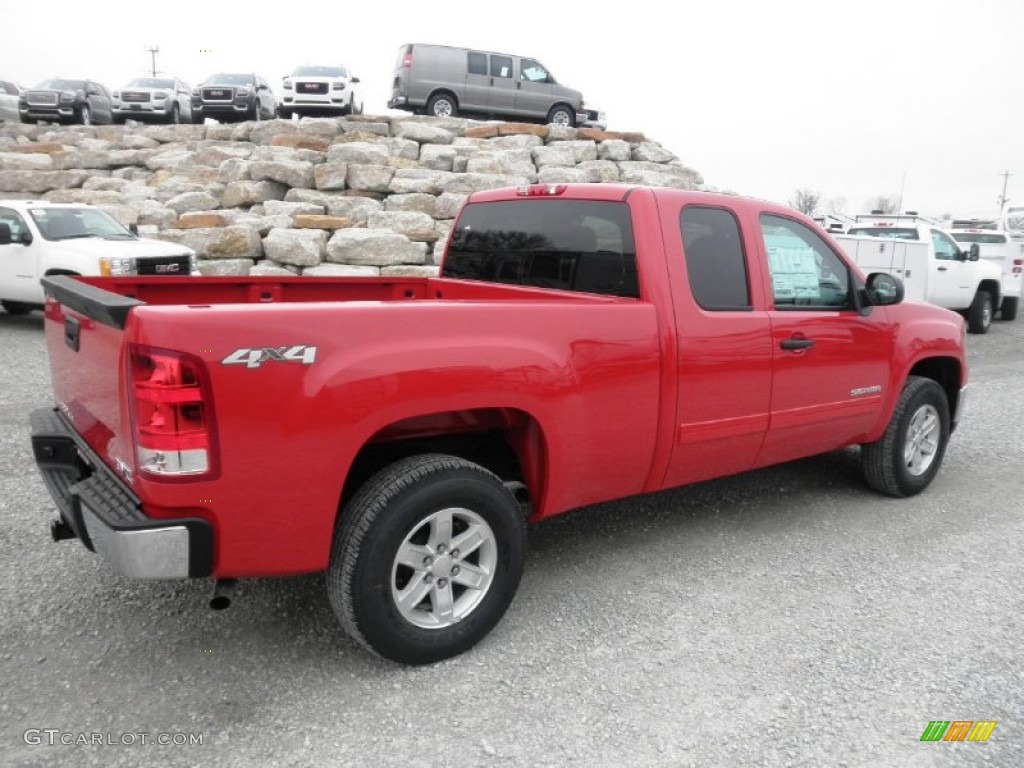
781;337;815;350
489;77;494;86
937;266;948;271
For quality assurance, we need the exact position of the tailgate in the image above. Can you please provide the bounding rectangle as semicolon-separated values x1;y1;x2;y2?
41;276;141;474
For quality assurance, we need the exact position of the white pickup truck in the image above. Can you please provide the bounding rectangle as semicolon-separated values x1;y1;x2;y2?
0;200;197;315
948;224;1021;322
834;214;1003;334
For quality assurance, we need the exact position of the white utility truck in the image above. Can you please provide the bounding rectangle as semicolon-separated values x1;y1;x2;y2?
948;222;1021;321
833;213;1003;334
0;200;198;315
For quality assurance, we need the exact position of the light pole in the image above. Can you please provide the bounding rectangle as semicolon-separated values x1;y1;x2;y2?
144;46;160;77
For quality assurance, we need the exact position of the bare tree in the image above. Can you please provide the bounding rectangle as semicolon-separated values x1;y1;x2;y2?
826;196;847;215
789;188;822;216
865;195;900;214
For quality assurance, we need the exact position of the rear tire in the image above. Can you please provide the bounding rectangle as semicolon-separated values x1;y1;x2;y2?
861;376;950;498
79;105;91;126
328;454;525;664
169;104;180;125
426;92;457;118
966;290;993;334
999;295;1019;321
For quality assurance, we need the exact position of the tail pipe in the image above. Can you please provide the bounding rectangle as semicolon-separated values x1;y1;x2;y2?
209;579;236;611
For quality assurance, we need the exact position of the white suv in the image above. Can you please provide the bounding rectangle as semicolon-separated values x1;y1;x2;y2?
112;77;193;124
278;65;363;118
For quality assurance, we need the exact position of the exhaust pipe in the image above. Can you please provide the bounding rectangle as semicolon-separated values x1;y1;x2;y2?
209;579;236;611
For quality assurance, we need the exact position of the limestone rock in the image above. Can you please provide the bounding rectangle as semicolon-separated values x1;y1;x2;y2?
597;140;631;162
155;225;263;259
384;193;437;216
486;134;544;150
143;124;207;143
419;145;457;171
264;200;325;216
292;214;350;229
631;142;677;163
250;261;301;276
579;160;620;183
531;145;576;169
347;164;394;193
250;159;316;189
389;169;455;195
0;171;91;194
393;122;454;145
166;191;221;215
440;173;530;195
197;258;253;276
303;264;380;277
0;152;53;171
263;228;327;267
218;158;252;183
177;213;229;229
434;192;467;219
327;142;389;165
314;163;348;191
326;229;428;266
537;167;592;184
545;125;579;142
382;137;420;160
221;180;287;208
339;121;390;136
367;211;438;242
145;150;197;171
381;265;441;277
466;149;536;179
464;124;499;139
271;133;331;152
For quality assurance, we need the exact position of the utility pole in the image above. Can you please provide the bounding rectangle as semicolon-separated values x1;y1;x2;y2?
896;170;907;213
997;170;1012;214
144;46;160;77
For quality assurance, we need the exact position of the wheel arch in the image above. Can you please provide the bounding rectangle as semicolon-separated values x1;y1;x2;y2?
547;101;576;125
337;406;549;525
906;356;962;430
978;279;1001;306
425;89;458;112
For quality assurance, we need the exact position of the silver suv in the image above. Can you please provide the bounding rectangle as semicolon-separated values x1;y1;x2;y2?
278;65;363;118
112;77;193;124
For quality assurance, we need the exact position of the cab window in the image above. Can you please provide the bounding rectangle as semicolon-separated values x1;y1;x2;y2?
931;229;961;260
519;59;550;83
680;206;750;310
467;53;487;76
0;207;29;243
760;214;852;309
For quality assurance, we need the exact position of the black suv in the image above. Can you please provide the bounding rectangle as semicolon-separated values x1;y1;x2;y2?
191;73;276;124
20;78;113;125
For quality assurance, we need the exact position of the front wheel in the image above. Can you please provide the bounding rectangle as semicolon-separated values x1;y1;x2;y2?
328;454;526;664
999;295;1019;322
169;104;180;125
861;376;951;498
79;105;91;126
547;104;576;127
966;290;992;334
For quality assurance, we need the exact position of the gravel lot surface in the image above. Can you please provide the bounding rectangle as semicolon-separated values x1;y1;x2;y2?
2;307;1022;767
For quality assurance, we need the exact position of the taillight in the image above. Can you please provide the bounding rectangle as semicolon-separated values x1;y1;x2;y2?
516;184;567;197
1014;259;1022;275
127;345;217;479
402;52;412;69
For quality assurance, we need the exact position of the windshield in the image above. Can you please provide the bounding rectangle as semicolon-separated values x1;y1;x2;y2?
29;208;134;241
126;78;175;89
952;233;1008;244
205;74;254;86
847;227;920;240
34;79;85;91
293;66;347;78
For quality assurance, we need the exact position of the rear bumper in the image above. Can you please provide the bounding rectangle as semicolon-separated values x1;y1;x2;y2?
30;408;213;579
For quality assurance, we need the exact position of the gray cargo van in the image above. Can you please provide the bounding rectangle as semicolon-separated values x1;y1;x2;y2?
388;43;586;126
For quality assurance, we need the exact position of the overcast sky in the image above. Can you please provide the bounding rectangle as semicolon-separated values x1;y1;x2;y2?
2;0;1020;218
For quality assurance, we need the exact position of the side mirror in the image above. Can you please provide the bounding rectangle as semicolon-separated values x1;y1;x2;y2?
128;223;139;236
20;229;32;245
968;243;980;261
351;77;361;84
864;272;904;306
0;222;11;245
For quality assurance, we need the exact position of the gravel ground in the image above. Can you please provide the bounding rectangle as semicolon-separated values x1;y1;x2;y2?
1;307;1022;767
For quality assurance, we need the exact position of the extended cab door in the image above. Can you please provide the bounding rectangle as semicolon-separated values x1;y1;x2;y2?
659;202;774;488
756;214;894;464
0;207;40;303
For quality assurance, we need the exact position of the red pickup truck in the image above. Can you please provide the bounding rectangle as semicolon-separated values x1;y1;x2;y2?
30;184;967;664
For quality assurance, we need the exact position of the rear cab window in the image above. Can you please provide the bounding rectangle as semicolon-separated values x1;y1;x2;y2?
680;206;750;310
443;200;639;298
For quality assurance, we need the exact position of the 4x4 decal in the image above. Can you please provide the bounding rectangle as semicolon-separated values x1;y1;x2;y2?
222;345;317;369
